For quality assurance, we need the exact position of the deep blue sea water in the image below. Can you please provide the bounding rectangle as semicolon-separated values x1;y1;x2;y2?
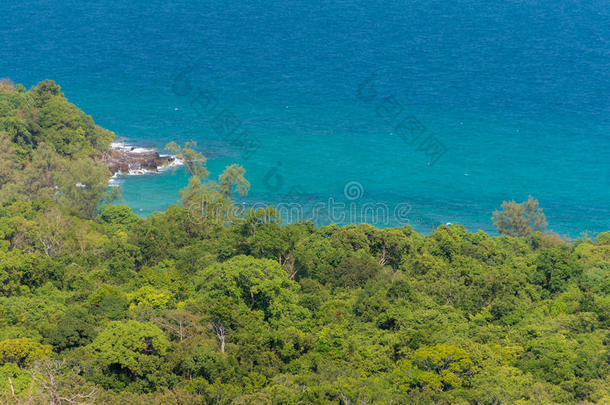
2;0;609;236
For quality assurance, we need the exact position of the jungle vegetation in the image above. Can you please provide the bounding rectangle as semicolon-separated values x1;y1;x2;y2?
0;80;608;404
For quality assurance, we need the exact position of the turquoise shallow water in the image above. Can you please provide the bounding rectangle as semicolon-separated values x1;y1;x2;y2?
2;0;609;235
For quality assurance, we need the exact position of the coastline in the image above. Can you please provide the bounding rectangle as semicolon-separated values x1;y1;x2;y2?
105;141;183;185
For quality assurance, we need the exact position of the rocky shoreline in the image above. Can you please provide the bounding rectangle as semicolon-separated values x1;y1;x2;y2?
102;142;177;175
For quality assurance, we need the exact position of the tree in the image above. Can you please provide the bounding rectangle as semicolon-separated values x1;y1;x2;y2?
152;309;205;342
533;246;582;293
47;308;95;352
331;254;383;288
33;207;69;258
293;233;341;281
248;222;309;279
0;363;32;400
492;196;547;237
0;250;54;296
88;320;170;381
56;157;111;218
366;226;413;268
18;143;62;200
195;255;300;319
127;286;171;309
97;204;139;227
29;360;97;405
166;140;209;179
168;141;249;229
195;255;309;342
218;164;249;198
518;335;579;385
596;231;610;245
0;338;52;367
394;344;476;393
30;80;63;108
210;300;230;353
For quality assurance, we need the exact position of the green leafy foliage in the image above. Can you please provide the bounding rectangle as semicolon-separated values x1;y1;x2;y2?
0;80;114;218
0;338;52;367
492;196;547;237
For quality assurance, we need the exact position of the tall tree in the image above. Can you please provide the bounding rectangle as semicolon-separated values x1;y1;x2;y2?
492;196;547;237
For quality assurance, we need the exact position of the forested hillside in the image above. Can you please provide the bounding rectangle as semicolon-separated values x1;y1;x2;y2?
0;80;608;404
0;79;114;218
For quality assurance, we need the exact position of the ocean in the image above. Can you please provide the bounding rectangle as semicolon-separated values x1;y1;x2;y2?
2;0;609;236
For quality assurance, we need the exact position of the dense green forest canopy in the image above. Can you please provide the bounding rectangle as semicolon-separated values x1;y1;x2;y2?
0;80;609;404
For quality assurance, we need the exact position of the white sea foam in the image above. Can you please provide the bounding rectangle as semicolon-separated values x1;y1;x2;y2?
108;140;183;185
159;157;184;171
127;168;152;175
111;141;155;154
109;172;122;187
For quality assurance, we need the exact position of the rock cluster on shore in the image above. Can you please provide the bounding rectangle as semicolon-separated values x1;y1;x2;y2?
102;145;175;175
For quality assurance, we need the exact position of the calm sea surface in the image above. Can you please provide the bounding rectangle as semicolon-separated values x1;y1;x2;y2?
2;0;609;235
